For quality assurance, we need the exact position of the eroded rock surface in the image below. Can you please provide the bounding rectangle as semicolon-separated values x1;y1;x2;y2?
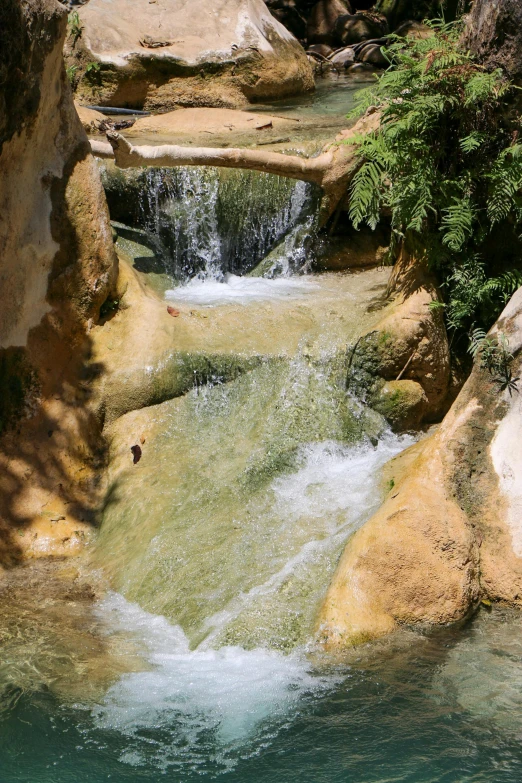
66;0;314;110
348;249;451;430
318;286;522;648
0;0;118;565
462;0;522;83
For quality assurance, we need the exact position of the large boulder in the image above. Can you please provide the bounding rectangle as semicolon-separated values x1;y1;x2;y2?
317;285;522;648
374;0;441;31
65;0;315;110
0;0;118;564
348;245;451;430
307;0;352;45
335;11;388;46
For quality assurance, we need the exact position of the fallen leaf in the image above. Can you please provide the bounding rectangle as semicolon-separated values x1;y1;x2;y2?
167;306;180;317
131;445;142;464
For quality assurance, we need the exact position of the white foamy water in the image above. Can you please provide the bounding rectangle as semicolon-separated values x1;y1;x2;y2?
272;433;415;525
93;594;331;770
91;432;415;769
165;273;319;307
199;432;415;647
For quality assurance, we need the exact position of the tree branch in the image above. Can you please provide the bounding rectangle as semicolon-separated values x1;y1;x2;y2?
89;110;380;226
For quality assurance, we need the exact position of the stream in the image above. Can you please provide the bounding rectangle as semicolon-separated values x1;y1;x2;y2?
3;76;522;783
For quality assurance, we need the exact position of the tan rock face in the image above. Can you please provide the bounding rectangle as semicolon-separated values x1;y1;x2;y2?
75;101;106;133
66;0;314;110
348;247;451;430
317;287;522;649
0;0;118;566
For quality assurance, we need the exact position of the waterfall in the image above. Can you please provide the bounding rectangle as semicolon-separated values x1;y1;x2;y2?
100;163;320;280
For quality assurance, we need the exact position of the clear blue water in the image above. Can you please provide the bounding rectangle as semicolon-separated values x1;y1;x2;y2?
2;605;522;783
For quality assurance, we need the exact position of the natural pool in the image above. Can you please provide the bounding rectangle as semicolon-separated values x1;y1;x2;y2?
2;602;522;782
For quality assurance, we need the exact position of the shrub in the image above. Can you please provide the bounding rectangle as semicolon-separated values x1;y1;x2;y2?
347;20;522;343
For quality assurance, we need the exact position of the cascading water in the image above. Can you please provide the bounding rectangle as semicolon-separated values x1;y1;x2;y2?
4;158;522;783
100;163;320;280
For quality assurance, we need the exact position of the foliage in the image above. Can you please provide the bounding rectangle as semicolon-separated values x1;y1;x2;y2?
84;61;102;87
85;61;101;76
67;11;83;47
66;64;78;84
346;19;522;342
468;328;519;395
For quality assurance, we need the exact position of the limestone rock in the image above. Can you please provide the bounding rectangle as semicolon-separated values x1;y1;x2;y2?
74;101;105;132
335;12;388;46
349;277;451;426
370;379;428;432
317;285;522;648
265;0;309;41
359;43;388;68
124;107;299;144
307;43;334;58
0;0;118;564
65;0;314;110
328;45;356;66
374;0;441;31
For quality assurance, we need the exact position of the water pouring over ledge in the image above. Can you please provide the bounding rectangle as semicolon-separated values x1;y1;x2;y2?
101;164;321;281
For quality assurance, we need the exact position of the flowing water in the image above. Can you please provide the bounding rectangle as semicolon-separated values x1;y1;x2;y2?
102;165;320;280
4;109;522;780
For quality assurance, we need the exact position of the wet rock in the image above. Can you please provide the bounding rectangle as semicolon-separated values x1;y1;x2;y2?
315;224;389;270
318;278;522;649
358;43;389;68
370;379;428;431
348;249;451;424
307;43;335;58
65;0;314;111
346;62;376;73
328;46;356;66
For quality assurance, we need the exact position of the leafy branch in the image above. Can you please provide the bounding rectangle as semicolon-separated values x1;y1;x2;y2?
346;19;522;344
469;328;519;395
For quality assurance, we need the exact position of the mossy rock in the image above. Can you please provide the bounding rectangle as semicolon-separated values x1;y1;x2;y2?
370;379;427;431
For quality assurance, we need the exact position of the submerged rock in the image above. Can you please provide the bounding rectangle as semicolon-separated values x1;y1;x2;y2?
65;0;314;110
